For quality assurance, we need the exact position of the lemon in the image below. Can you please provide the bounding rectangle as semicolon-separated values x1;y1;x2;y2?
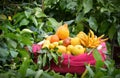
71;37;80;46
42;40;50;48
57;45;66;54
71;45;85;55
67;45;74;52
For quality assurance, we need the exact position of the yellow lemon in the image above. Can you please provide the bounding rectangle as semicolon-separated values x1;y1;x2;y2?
42;40;50;48
52;42;59;47
71;37;80;46
66;45;74;52
66;51;71;55
57;45;66;54
49;43;55;49
71;45;85;55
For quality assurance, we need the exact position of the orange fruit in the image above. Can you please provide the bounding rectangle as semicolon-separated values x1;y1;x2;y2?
50;35;59;43
63;38;71;46
56;23;69;40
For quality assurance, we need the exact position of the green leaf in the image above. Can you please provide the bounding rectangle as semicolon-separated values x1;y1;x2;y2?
26;68;36;77
43;54;47;67
47;18;59;26
20;18;29;26
93;49;104;69
75;12;84;23
108;25;116;40
19;49;30;58
13;12;25;25
83;0;93;14
5;33;17;40
18;57;30;77
37;55;43;68
93;49;103;61
88;16;98;31
30;16;38;26
7;38;17;48
10;50;18;58
21;29;33;34
117;31;120;46
35;11;47;18
21;36;33;45
51;52;58;64
47;18;61;31
35;69;43;78
94;71;104;78
0;47;9;58
98;20;110;34
66;2;77;10
86;65;95;77
65;73;73;78
24;10;32;18
0;14;7;20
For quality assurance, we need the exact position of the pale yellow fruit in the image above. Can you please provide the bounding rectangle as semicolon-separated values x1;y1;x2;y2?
71;37;80;46
49;43;55;49
58;40;63;45
66;45;74;52
57;45;66;54
71;45;85;55
42;40;50;48
52;42;59;47
66;51;71;55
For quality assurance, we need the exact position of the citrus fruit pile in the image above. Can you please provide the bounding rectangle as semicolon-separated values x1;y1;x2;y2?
42;23;108;56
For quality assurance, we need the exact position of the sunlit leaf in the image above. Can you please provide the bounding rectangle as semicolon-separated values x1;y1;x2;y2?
88;16;98;31
21;29;33;34
7;38;17;48
83;0;93;14
93;49;103;61
35;11;47;18
43;53;47;67
24;10;32;18
10;50;18;58
86;65;95;77
47;18;59;27
13;12;25;25
20;18;29;26
30;16;38;26
93;49;104;69
18;57;30;77
35;69;43;78
51;52;58;64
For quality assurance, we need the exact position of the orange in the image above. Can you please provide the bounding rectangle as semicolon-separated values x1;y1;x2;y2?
50;35;59;43
56;23;69;40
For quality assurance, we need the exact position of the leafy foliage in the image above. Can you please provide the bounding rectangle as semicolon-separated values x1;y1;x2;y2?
0;0;120;78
